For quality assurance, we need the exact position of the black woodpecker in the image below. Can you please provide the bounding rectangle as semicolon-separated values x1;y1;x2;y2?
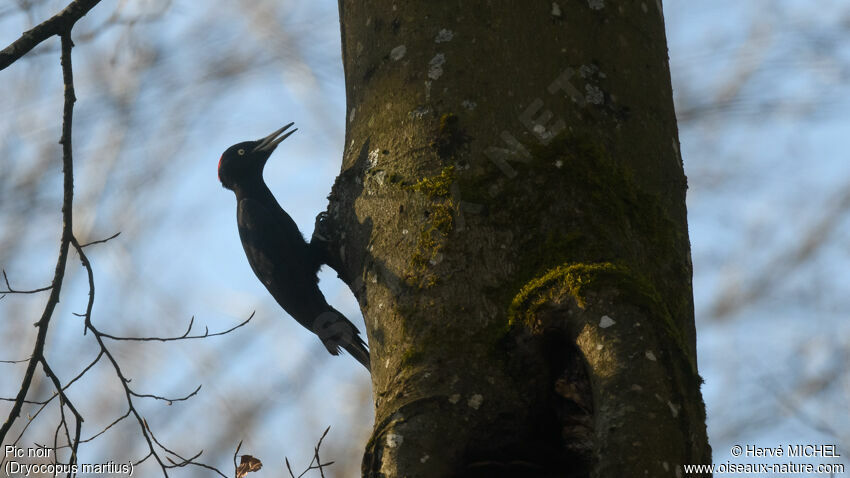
218;123;370;371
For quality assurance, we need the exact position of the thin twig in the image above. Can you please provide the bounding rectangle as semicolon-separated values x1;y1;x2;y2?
49;408;131;449
284;427;335;478
129;384;202;404
133;450;154;467
286;457;296;478
40;358;83;469
2;349;103;404
308;426;333;478
71;237;96;335
98;312;255;342
78;231;121;248
233;441;243;475
143;420;228;477
0;393;53;470
0;397;50;404
0;356;33;364
1;270;53;294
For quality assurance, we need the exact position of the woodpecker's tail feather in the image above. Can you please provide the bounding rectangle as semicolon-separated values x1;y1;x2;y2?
344;336;371;372
314;307;371;372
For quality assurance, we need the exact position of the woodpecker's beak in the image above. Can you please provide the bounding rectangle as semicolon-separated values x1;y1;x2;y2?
254;122;297;153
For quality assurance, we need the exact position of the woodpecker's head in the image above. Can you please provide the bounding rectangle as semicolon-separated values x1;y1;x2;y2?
218;122;297;190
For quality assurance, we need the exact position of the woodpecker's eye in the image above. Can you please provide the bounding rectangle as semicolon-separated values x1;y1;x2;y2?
237;149;245;156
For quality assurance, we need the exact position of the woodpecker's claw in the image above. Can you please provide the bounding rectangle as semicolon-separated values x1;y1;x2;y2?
254;122;297;153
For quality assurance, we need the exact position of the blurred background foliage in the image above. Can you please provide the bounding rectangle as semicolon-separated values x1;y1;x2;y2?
0;0;848;475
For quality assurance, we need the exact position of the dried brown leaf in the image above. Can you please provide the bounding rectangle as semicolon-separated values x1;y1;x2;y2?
236;454;263;477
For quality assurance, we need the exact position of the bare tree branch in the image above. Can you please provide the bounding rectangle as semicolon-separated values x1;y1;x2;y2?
66;229;250;475
1;2;352;475
0;0;101;71
0;29;79;447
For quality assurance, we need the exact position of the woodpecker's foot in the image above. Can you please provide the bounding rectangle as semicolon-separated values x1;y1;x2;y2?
310;210;346;277
312;211;331;243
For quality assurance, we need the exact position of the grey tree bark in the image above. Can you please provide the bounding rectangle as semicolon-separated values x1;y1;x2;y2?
321;1;711;476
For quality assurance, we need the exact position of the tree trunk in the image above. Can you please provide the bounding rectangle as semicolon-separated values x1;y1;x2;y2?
321;1;711;476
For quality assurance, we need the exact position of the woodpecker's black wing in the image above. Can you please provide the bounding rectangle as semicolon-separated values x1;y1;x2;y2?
238;197;323;323
237;198;370;370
